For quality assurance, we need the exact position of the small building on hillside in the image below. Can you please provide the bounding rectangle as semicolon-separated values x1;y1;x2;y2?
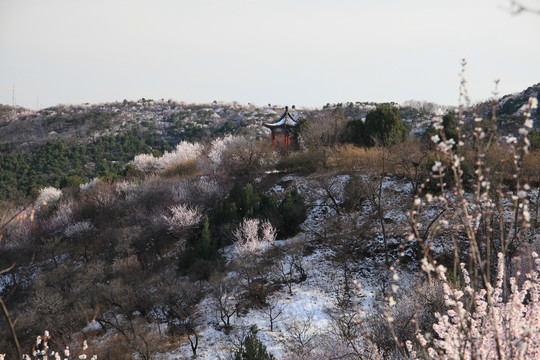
263;106;296;151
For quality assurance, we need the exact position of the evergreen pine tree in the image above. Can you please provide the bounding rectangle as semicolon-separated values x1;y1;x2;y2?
278;187;307;237
239;183;257;218
197;216;214;259
234;326;275;360
442;113;459;143
363;104;407;146
259;194;279;224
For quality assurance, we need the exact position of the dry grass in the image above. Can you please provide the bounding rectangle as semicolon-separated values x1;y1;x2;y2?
160;158;201;178
330;144;401;173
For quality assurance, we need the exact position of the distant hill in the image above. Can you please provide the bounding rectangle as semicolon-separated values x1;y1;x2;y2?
0;100;283;150
0;85;537;201
472;83;540;133
498;83;540;117
0;99;445;151
471;83;540;115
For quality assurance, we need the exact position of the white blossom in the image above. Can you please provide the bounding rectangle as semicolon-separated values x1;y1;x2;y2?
453;154;461;167
35;186;62;208
162;203;202;233
158;141;203;171
209;135;242;171
530;97;538;109
438;138;455;153
115;179;139;196
64;221;94;238
523;209;530;222
233;218;276;256
131;153;158;173
131;141;203;173
80;178;100;192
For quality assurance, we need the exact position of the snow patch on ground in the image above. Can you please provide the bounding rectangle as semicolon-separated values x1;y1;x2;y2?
161;173;417;359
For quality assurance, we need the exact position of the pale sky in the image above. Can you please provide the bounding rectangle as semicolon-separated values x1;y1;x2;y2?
1;0;539;110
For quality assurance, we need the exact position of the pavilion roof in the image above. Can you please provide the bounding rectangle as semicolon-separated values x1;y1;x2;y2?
263;106;296;129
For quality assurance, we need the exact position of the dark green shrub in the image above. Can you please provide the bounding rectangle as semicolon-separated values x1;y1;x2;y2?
195;216;217;260
234;325;275;360
344;118;365;146
529;130;540;151
293;117;310;144
258;194;280;225
208;183;306;245
238;183;257;218
278;187;307;238
362;104;408;146
442;113;459;143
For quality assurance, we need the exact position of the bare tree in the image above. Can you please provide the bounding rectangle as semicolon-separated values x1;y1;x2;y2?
300;109;347;148
326;306;366;359
315;174;344;216
262;301;286;332
212;278;241;333
185;317;200;358
360;145;392;267
282;312;317;359
392;142;430;195
326;214;370;305
271;257;296;296
1;204;34;360
226;323;252;358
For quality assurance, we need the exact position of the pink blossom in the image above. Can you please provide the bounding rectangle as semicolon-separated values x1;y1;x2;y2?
409;253;540;360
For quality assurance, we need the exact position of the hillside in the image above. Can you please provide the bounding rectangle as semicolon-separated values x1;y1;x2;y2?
0;99;442;150
2;82;538;151
0;99;442;201
0;86;539;359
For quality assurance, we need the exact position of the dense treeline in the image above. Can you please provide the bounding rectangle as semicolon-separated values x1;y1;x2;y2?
0;129;171;200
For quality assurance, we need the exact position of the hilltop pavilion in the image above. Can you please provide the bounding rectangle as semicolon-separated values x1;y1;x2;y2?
263;106;296;151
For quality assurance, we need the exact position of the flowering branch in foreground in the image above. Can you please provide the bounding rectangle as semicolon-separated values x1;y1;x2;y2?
398;61;540;359
407;253;540;360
